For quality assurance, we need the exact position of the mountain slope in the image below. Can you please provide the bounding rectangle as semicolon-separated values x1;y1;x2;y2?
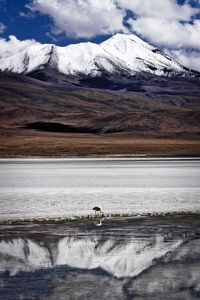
0;72;200;156
0;34;198;80
0;72;199;136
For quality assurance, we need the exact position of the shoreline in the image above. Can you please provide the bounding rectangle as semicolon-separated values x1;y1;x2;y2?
0;211;200;226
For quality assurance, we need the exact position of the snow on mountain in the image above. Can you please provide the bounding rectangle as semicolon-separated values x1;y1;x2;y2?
101;34;185;76
0;44;52;74
0;33;192;78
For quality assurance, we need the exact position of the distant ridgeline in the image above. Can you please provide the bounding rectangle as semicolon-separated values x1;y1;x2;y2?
0;33;199;88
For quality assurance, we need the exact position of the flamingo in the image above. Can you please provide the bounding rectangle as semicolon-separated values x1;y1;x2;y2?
92;206;102;216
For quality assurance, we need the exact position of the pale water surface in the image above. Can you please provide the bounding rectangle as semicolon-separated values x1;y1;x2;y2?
0;159;200;299
0;158;200;221
0;216;200;299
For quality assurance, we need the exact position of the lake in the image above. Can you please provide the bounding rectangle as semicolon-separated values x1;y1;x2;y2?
0;158;200;221
0;158;200;299
0;215;200;299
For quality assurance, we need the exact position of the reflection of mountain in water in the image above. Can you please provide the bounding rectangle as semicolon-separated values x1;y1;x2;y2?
0;235;183;278
0;220;200;300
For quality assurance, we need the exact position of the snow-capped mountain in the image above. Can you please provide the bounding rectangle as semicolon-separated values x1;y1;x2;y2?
0;33;195;79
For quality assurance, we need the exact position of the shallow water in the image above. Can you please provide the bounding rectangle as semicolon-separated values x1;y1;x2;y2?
0;158;200;221
0;159;200;299
0;215;200;300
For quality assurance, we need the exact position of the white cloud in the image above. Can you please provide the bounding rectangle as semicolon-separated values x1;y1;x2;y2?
0;35;40;59
0;22;6;33
27;0;127;38
118;0;198;21
26;0;200;47
166;48;200;72
129;18;200;49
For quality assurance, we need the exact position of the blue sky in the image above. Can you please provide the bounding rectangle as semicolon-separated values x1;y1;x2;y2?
0;0;111;45
0;0;200;70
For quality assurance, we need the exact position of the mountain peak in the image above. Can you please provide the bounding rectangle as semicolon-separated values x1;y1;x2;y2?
101;33;149;45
